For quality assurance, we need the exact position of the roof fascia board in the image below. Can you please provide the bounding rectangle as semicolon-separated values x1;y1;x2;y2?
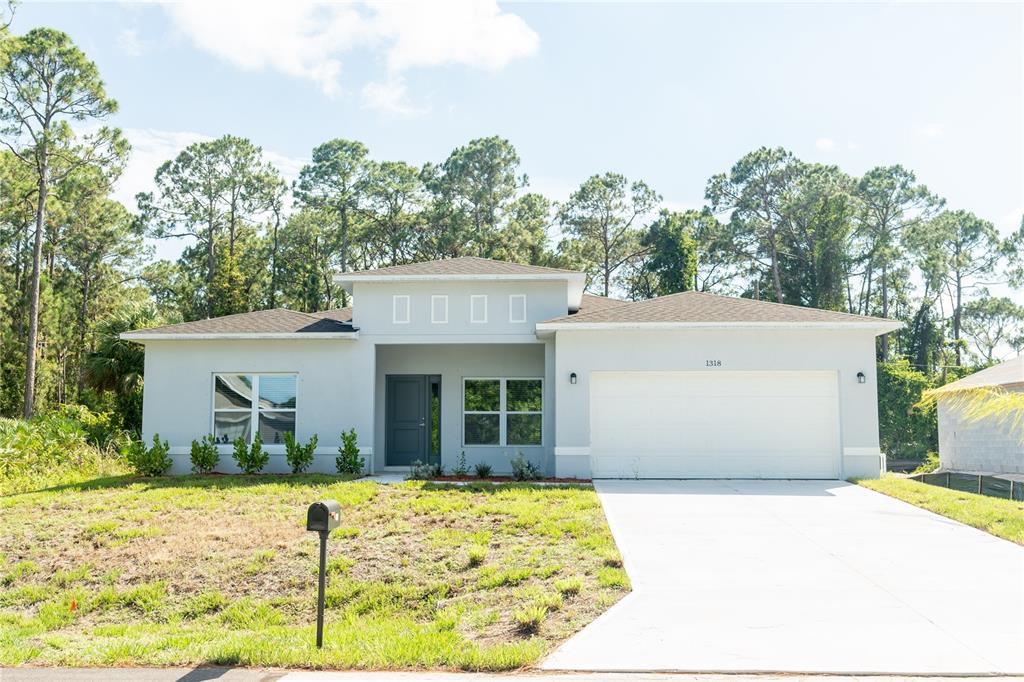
535;321;903;334
120;332;359;341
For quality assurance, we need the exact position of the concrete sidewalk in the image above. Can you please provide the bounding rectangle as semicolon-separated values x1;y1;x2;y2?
3;670;1020;682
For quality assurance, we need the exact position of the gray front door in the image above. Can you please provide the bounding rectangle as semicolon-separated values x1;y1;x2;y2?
385;375;439;466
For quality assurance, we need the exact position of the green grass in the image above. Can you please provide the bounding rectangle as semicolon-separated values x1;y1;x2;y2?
0;475;625;670
856;475;1024;545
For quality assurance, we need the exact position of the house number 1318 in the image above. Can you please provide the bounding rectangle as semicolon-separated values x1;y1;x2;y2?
706;359;722;367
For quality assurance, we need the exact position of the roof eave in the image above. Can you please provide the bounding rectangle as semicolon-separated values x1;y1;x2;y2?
120;331;360;342
535;321;903;334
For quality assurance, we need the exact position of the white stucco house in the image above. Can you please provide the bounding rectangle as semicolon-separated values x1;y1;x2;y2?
123;257;900;479
934;357;1024;475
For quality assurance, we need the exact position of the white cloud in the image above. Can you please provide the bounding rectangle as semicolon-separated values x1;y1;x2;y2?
815;137;835;151
361;78;430;118
163;1;539;99
916;122;945;139
116;28;146;57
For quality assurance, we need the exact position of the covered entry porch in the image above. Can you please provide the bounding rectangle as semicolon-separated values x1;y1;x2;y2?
372;343;555;476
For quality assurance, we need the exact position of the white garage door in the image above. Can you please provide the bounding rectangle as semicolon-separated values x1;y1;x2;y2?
590;371;841;479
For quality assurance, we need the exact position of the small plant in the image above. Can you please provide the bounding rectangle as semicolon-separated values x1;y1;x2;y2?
452;451;469;477
534;592;564;612
912;451;940;475
409;460;443;480
284;432;318;474
123;434;171;477
510;451;541;481
513;604;547;634
466;544;487;567
555;576;583;596
474;462;493;479
232;434;268;474
189;434;219;474
336;428;364;475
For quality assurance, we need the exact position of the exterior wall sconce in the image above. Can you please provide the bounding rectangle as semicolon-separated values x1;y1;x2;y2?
856;372;866;384
570;372;578;385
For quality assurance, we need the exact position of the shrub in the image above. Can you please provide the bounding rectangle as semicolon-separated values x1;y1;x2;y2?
124;434;171;476
912;451;940;474
232;434;268;474
284;432;317;474
452;451;469;477
474;462;493;479
513;604;547;634
510;451;541;481
877;359;938;460
189;434;219;474
335;428;364;475
409;460;443;480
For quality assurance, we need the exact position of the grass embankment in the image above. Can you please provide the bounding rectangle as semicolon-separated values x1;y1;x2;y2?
0;476;627;670
857;475;1024;545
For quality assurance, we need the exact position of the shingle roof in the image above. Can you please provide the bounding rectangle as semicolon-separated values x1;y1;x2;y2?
541;290;899;327
339;256;580;278
310;307;353;323
932;357;1024;393
123;308;355;337
575;293;630;314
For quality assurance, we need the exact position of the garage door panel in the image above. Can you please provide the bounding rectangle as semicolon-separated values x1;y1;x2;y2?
590;371;840;479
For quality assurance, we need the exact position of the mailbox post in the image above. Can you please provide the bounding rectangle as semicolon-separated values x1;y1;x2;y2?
306;499;341;649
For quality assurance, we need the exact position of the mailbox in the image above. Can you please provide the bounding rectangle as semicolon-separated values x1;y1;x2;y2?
307;500;341;532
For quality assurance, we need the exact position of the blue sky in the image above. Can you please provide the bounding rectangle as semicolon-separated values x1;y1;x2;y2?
12;1;1023;264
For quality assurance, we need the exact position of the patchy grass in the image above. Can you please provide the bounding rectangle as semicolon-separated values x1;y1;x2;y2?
0;475;625;670
856;475;1024;545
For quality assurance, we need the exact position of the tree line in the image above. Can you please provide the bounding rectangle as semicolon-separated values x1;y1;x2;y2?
1;26;1022;442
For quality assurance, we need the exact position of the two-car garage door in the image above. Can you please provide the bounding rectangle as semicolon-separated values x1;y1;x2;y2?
590;371;841;479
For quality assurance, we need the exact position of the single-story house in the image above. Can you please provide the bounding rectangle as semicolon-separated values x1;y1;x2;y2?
122;257;900;479
933;357;1024;475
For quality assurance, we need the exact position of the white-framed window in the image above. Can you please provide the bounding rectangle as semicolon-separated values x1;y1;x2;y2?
463;377;542;446
393;295;410;324
213;373;297;445
509;294;527;323
470;294;488;323
431;295;448;324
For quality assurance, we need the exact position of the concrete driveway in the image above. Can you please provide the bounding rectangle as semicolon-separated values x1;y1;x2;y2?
542;480;1024;674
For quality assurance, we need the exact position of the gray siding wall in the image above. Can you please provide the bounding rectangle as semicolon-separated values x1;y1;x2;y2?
352;280;568;337
938;391;1024;474
141;338;375;474
374;343;554;475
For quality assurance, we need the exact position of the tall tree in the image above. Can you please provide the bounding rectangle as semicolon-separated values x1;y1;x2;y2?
705;147;804;303
422;136;524;258
362;159;425;267
961;296;1024;364
491;192;552;265
139;135;281;318
910;210;1002;366
625;209;699;299
557;173;659;296
294;139;369;306
0;27;121;417
852;165;941;357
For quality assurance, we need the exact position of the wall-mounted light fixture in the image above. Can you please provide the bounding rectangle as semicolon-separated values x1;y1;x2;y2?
570;372;578;385
856;371;866;384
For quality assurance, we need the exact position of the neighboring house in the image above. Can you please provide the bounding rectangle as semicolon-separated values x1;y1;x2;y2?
933;357;1024;475
122;257;900;479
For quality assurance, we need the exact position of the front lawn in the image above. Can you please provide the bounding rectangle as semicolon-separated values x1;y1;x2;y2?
856;475;1024;545
0;476;627;670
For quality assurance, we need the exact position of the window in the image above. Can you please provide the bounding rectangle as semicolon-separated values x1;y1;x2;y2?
463;378;542;446
213;374;297;445
431;295;448;324
509;294;527;323
470;294;487;323
393;295;410;324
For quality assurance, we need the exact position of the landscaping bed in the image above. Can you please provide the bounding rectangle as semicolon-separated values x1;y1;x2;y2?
0;475;627;670
856;475;1024;545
